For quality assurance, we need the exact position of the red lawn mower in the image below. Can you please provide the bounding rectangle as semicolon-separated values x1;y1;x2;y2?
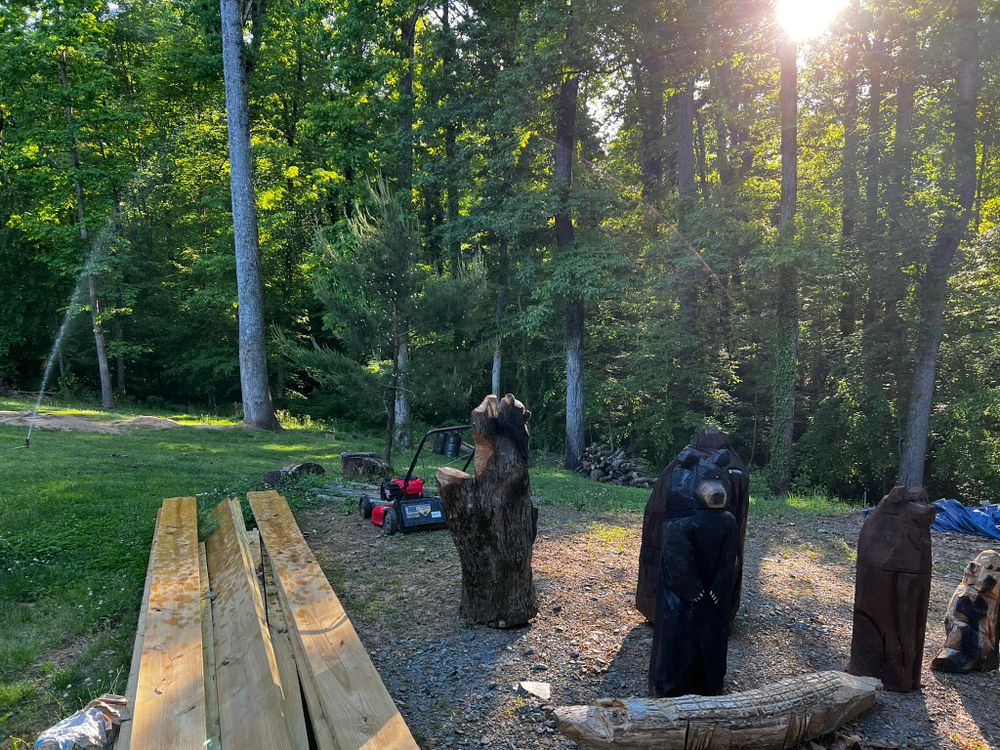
358;425;474;535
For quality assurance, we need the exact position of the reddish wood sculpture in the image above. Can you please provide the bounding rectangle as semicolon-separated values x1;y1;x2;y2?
931;549;1000;673
849;486;936;692
636;428;749;622
436;394;538;628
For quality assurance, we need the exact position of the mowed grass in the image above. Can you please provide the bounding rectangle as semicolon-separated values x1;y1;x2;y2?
0;398;854;743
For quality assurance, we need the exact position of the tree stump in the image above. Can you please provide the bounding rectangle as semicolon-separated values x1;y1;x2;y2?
849;486;936;692
436;393;537;628
340;452;390;482
931;549;1000;673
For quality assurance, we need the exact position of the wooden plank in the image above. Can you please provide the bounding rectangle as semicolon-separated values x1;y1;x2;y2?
206;499;294;750
199;542;221;750
114;507;160;750
249;490;418;750
261;539;314;750
129;497;207;750
245;528;263;574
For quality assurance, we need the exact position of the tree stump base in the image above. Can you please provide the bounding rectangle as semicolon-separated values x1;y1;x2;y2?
436;394;537;628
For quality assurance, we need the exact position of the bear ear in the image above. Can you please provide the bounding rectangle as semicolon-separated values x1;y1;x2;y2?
677;448;699;468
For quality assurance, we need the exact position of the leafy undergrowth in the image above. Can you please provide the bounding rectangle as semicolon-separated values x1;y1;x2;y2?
0;398;853;744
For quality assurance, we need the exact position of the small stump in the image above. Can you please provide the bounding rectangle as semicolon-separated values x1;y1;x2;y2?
436;394;537;628
340;452;390;482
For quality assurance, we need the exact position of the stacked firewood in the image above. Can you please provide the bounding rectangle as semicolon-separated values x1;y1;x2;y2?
578;444;654;489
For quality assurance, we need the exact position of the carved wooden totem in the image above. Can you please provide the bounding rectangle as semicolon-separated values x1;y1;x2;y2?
849;486;937;692
637;428;749;623
931;549;1000;673
648;452;738;697
436;394;538;628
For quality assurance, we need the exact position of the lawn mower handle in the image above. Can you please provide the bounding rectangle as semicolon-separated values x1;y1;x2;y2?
402;424;474;487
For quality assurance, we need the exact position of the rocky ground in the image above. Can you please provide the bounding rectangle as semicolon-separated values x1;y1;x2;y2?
296;487;1000;750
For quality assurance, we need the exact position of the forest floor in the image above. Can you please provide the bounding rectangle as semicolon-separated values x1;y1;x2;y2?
0;397;997;749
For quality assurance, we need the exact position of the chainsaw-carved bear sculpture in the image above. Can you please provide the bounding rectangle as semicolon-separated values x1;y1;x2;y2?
437;394;537;628
637;428;749;623
648;450;738;697
849;486;936;692
931;549;1000;673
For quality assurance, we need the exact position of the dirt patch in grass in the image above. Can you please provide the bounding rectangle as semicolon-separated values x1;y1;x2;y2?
0;411;230;435
296;495;999;750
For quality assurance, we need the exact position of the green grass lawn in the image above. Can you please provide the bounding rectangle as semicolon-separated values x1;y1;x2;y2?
0;397;852;744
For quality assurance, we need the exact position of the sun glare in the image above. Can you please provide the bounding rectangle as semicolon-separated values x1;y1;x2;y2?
776;0;848;42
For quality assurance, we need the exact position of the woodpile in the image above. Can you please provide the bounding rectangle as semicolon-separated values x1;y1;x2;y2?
115;493;417;750
578;444;653;489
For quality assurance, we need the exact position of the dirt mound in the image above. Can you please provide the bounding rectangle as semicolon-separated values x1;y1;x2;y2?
113;416;184;430
0;411;123;434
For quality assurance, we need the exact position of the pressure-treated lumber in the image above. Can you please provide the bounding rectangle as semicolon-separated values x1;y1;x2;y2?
114;508;160;750
249;490;418;750
128;497;207;750
554;671;881;750
260;537;312;749
205;499;293;750
199;543;221;750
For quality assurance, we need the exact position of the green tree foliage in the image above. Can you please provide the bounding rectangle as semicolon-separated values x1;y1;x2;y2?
2;0;998;500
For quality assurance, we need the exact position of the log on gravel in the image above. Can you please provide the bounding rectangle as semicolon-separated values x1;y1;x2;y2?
554;671;882;750
436;393;538;628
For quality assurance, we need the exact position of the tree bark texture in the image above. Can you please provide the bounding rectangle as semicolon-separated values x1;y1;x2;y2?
393;331;412;448
769;38;799;495
59;51;113;409
555;32;583;470
555;671;881;750
436;394;538;628
674;83;696;212
898;1;978;486
220;0;280;431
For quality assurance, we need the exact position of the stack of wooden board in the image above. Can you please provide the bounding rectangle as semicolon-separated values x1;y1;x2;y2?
115;492;418;750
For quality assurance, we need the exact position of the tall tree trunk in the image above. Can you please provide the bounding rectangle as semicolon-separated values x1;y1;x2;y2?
220;0;280;430
839;26;861;337
674;83;696;212
898;0;979;486
113;312;126;396
884;23;917;460
492;241;507;396
59;51;113;409
385;322;399;468
443;0;462;275
393;10;418;447
555;23;583;469
769;38;799;496
393;329;412;448
862;38;885;324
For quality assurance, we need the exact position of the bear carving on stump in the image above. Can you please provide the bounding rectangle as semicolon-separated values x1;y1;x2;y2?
436;394;537;628
931;549;1000;673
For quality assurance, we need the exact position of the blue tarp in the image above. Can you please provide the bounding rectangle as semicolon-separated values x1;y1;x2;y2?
931;499;1000;541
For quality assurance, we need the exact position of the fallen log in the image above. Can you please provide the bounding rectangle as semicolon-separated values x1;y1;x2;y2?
554;671;881;750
